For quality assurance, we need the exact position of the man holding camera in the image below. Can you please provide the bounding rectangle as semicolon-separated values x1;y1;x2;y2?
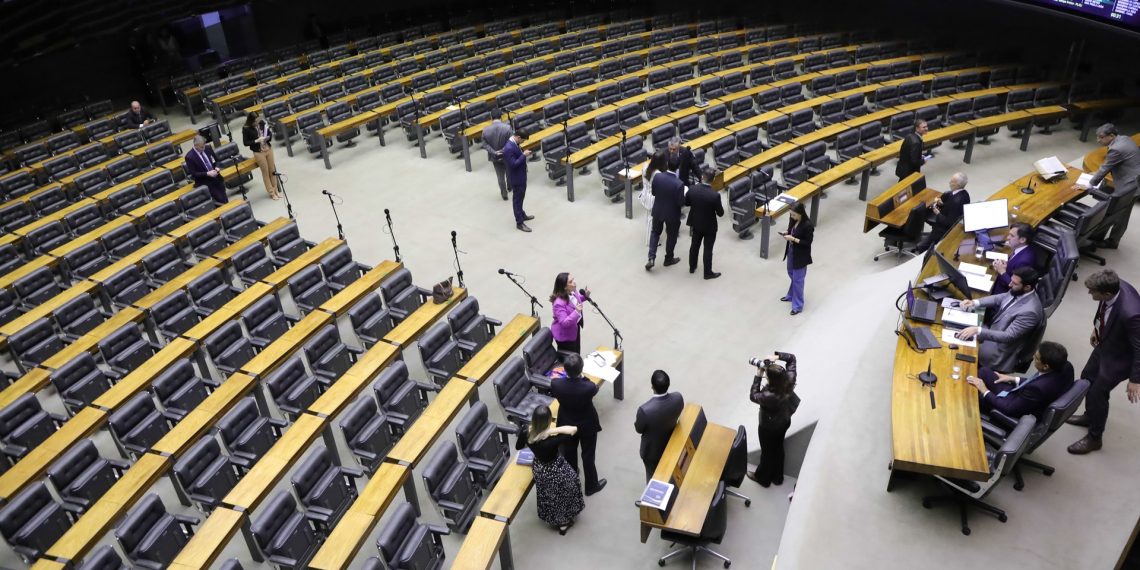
748;352;800;487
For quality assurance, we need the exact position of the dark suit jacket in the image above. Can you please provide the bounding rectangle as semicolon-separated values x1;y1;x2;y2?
242;123;271;153
782;218;814;268
635;392;685;478
184;147;226;198
1082;280;1140;386
502;138;528;189
651;171;686;223
684;183;724;233
993;246;1037;294
978;362;1073;419
550;375;601;433
672;146;700;186
126;109;155;128
933;189;971;232
895;132;924;178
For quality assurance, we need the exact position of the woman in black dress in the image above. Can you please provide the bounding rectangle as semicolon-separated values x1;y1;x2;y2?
748;352;800;487
516;405;585;534
241;111;280;200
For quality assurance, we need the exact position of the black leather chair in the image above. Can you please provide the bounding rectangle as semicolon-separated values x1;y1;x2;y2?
319;244;368;291
266;223;313;266
265;355;321;421
347;293;394;348
218;397;287;471
231;243;275;286
152;358;215;420
7;317;64;374
522;327;571;392
446;297;501;358
204;320;257;377
339;396;397;474
174;435;241;512
188;267;241;313
921;415;1035;535
0;482;73;563
76;544;127;570
722;426;752;506
219;202;260;241
493;358;554;426
379;268;428;322
416;321;463;387
455;401;516;489
290;446;362;530
375;502;450;570
186;220;228;257
46;438;128;515
242;294;294;349
101;265;153;309
142;243;191;285
0;393;65;463
656;481;732;568
983;379;1090;490
288;265;332;314
422;443;481;533
875;201;928;262
13;266;62;310
49;353;113;415
178;186;216;220
373;361;434;434
108;392;171;458
114;494;199;567
303;323;361;387
149;290;200;340
62;203;108;236
250;491;321;568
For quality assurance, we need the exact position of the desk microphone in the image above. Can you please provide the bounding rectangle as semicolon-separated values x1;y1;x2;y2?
451;230;457;247
321;189;335;196
577;288;591;301
918;359;938;385
1021;178;1036;195
498;268;517;277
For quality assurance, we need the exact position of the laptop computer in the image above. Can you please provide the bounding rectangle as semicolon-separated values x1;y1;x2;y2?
904;322;942;350
906;282;938;324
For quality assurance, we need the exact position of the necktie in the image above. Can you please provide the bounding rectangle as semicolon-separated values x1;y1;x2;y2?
199;150;210;169
1094;301;1106;342
994;295;1017;320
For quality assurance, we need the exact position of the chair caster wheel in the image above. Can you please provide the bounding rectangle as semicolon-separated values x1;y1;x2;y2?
1013;481;1024;491
998;514;1008;523
658;560;666;567
744;499;752;507
725;562;731;568
922;499;932;508
1043;468;1055;476
962;527;971;536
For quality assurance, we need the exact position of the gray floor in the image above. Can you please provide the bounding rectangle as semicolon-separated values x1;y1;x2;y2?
5;103;1137;570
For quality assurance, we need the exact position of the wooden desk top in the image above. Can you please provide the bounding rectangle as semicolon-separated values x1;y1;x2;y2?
861;140;905;167
308;342;401;418
127;130;197;158
452;517;509;570
479;459;535;522
663;423;734;536
0;406;105;502
787;122;849;148
385;379;475;466
46;453;170;562
210;216;291;261
757;182;820;220
91;338;199;410
779;94;834;115
455;314;539;384
718;141;798;189
807;156;870;189
8;199;94;237
992;167;1084;226
164;199;246;240
316;260;402;317
880;188;941;229
180;282;273;342
0;369;52;411
1084;133;1140;173
382;287;467;348
131;259;223;310
309;510;380;570
168;506;245;569
151;373;258;456
238;310;333;378
223;413;326;510
39;308;146;370
0;280;97;340
967;110;1031;130
351;462;410;517
259;237;343;287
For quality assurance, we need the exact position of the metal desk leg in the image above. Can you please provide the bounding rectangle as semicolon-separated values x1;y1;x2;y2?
282;123;295;157
185;97;197;125
759;215;772;259
461;136;472;172
859;170;871;201
809;193;820;222
624;177;633;219
402;477;421;516
321;425;340;465
1080;114;1093;142
565;162;575;202
416;124;427;158
613;356;624;400
963;132;976;164
1020;122;1033;152
499;528;516;570
378;121;386;147
319;134;332;170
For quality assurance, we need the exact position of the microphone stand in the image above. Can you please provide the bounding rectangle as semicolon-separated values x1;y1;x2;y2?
230;155;247;200
501;271;542;319
384;208;401;262
273;170;295;220
450;230;465;288
582;293;622;350
323;191;345;241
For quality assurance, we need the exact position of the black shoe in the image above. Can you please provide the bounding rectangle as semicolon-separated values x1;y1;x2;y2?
690;267;696;274
1093;239;1119;250
773;477;784;486
780;296;791;302
1067;434;1103;455
663;257;681;267
501;191;508;201
585;479;607;496
746;471;770;488
1066;414;1090;427
517;223;532;232
524;214;535;221
704;272;721;280
790;309;802;315
645;259;654;271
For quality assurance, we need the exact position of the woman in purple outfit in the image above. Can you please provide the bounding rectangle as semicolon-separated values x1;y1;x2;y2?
550;272;588;354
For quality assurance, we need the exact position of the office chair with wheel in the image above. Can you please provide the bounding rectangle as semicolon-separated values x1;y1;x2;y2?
875;202;928;262
658;481;732;568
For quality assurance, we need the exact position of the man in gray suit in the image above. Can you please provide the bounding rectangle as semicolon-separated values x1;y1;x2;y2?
634;370;685;480
481;117;514;201
1085;123;1140;248
955;267;1045;372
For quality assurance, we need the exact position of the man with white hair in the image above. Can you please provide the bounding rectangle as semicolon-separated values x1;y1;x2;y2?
184;135;227;204
666;137;701;186
1079;123;1140;248
125;101;156;128
916;172;971;252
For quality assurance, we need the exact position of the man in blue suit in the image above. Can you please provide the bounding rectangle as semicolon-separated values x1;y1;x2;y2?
646;154;686;270
992;223;1038;294
966;341;1074;418
551;354;607;496
184;135;228;204
502;130;534;232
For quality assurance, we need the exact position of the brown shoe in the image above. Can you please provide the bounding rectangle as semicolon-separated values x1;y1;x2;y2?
1066;414;1090;427
1067;435;1103;455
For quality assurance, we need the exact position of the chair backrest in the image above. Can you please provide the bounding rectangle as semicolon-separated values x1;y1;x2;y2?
48;352;103;397
492;358;530;407
700;481;728;542
76;544;124;570
173;435;223;488
109;392;158;434
0;482;55;542
265;354;309;400
722;426;748;486
46;438;101;492
903;202;929;239
250;490;299;548
992;416;1036;477
114;494;166;554
373;361;412;403
422;443;460;497
376;502;419;563
522;327;558;375
1030;378;1090;449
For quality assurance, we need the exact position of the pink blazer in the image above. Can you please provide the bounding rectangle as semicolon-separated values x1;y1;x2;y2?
550;292;585;342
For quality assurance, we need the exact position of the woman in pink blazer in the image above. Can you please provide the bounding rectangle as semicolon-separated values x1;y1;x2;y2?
550;272;588;354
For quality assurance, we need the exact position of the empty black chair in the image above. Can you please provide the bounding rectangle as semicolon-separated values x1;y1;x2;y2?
319;244;367;290
712;137;740;170
25;221;71;256
422;443;480;533
0;482;72;563
379;268;428;322
820;99;845;125
145;142;179;168
241;293;293;349
218;397;286;469
455;401;516;488
141;242;190;285
0;172;36;199
101;265;153;308
99;323;158;379
445;296;501;358
0;202;34;233
219;203;259;241
677;115;704;142
860;123;887;152
593;111;620;138
29;186;69;216
46;438;127;514
670;86;696;111
0;394;65;463
736;127;763;158
53;293;107;342
100;223;144;261
802;141;833;175
106;183;146;216
779;150;808;190
931;75;958;97
375;503;449;570
835;128;863;162
13;266;63;310
188;267;240;313
44;155;80;181
729;96;757;121
373;361;434;433
114;494;199;568
721;425;753;506
765;115;792;147
291;446;362;530
178;186;216;219
728;175;759;238
108;392;170;458
186;220;227;257
303;323;359;387
250;491;320;568
266;222;313;266
0;289;21;326
144;201;185;236
204;320;256;376
8;317;64;373
173;436;240;512
106;156;141;184
0;244;20;276
704;104;729;131
266;355;321;421
617;104;642;129
339;397;397;473
493;357;554;425
288;265;332;314
416;321;463;386
152;358;214;420
348;293;393;347
149;290;199;340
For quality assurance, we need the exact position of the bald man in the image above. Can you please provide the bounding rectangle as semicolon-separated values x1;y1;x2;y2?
916;172;971;252
126;101;156;128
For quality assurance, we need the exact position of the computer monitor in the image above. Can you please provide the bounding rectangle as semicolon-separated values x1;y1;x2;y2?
963;199;1009;233
932;249;975;300
906;281;916;311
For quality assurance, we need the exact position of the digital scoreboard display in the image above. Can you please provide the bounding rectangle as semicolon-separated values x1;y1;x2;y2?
1019;0;1140;29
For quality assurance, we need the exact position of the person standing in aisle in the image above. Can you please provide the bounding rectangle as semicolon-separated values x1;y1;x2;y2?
749;352;800;487
551;354;607;496
516;405;585;535
502;129;535;232
685;167;724;280
482;117;514;200
550;272;588;354
782;203;814;315
242;111;280;200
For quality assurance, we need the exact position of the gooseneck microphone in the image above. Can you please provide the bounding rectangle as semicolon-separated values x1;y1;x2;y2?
498;268;516;276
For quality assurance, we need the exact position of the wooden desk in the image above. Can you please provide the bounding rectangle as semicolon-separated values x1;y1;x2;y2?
39;308;147;371
238;311;333;378
385;379;476;466
316;260;403;317
0;407;106;502
45;453;171;563
131;259;223;309
168;507;246;569
259;237;343;287
455;314;539;384
479;460;535;523
178;283;271;342
352;462;411;517
880;188;940;230
210;216;291;261
308;342;401;418
309;511;381;570
164;200;247;240
223;413;326;510
717;142;798;190
91;338;199;410
151;373;259;456
787;122;849;148
382;287;467;348
453;517;512;570
863;172;929;233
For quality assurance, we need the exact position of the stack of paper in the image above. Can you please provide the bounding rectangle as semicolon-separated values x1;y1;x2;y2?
964;273;995;292
1075;172;1097;189
985;251;1008;261
958;261;989;276
1033;156;1068;180
942;307;980;328
941;328;977;347
640;479;675;511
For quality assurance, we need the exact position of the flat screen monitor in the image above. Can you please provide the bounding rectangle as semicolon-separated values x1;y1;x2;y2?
933;250;975;300
1013;0;1140;31
963;199;1009;233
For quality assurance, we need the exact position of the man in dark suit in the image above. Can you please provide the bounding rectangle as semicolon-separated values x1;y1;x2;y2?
916;172;971;252
685;167;725;279
551;354;607;495
1084;123;1140;248
956;267;1045;372
502;130;535;232
184;136;227;204
667;138;702;186
1067;269;1140;454
646;154;686;271
126;101;156;128
992;222;1038;294
634;370;685;480
966;341;1074;418
895;119;928;180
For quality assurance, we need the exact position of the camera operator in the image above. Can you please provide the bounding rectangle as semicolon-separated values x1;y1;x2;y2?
748;352;800;487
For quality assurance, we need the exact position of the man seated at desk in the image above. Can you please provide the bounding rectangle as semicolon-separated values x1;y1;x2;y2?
966;340;1074;418
916;172;971;253
126;100;156;128
954;267;1045;372
992;222;1037;294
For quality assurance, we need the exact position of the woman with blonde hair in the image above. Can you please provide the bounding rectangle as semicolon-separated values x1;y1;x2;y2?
516;405;585;534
